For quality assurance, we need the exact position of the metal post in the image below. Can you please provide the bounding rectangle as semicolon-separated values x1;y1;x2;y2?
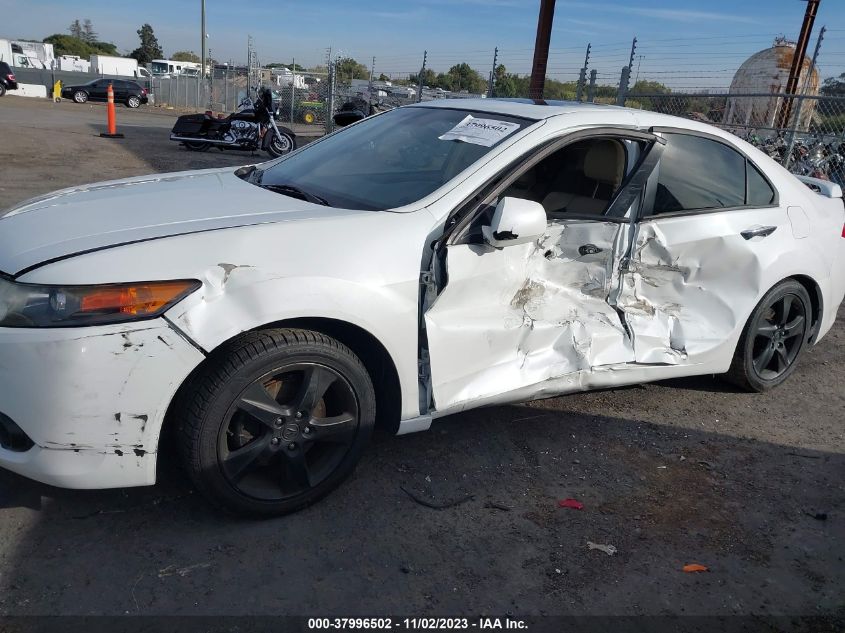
290;57;296;124
368;55;375;108
576;43;591;101
326;59;336;135
783;94;807;170
488;46;498;97
529;0;556;99
777;0;821;128
200;0;206;89
576;69;586;102
800;25;826;97
587;69;597;102
417;50;427;103
616;66;631;106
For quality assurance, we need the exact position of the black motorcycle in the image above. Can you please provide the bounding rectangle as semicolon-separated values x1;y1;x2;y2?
170;87;296;158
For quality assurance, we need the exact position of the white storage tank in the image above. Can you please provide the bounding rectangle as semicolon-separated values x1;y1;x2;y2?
724;37;820;132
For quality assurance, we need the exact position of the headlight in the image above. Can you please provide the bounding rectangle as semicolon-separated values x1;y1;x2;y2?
0;277;200;327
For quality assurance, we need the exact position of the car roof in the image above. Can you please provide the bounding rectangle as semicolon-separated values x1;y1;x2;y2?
407;97;623;120
407;97;754;148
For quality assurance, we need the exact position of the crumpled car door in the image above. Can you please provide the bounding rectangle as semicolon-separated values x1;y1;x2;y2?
423;132;664;414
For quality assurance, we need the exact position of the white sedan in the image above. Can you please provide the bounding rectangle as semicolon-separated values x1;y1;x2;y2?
1;99;843;515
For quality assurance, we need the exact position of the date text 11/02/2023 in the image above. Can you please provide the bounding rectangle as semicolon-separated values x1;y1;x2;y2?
307;617;529;630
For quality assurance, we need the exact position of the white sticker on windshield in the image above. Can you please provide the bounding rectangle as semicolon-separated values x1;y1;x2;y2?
438;115;521;147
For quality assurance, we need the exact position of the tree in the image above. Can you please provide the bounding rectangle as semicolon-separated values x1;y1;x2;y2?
334;57;369;81
172;50;200;63
409;68;436;87
378;73;389;81
81;19;97;44
68;19;83;39
44;34;118;58
129;24;163;65
442;63;486;94
821;73;845;97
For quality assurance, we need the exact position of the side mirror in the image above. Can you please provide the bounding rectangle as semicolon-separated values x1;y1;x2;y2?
481;197;547;248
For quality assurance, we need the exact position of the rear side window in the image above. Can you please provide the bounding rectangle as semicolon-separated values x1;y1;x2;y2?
653;133;746;214
747;161;776;206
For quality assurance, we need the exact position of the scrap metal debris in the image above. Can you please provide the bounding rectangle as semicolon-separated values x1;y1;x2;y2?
157;563;212;578
400;486;474;510
587;541;617;556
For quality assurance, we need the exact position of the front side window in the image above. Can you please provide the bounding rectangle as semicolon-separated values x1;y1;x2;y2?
252;107;534;210
653;133;746;214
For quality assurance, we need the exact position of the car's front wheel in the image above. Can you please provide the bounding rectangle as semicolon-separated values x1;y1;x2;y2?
725;279;812;392
73;90;88;103
177;329;376;516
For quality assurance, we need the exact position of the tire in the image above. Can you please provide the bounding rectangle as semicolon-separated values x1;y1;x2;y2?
0;84;6;97
177;329;376;516
301;109;317;125
266;130;296;158
183;141;212;152
73;90;88;104
725;280;812;392
126;95;141;108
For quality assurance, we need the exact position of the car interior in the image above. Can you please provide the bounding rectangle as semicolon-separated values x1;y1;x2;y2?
502;137;640;219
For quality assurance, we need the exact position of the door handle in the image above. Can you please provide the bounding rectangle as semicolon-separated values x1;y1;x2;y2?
578;243;603;256
740;226;777;240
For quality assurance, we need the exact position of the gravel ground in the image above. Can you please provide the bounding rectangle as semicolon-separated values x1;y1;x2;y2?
0;95;842;623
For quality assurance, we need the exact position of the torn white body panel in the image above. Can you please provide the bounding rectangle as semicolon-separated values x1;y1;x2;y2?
425;220;634;412
0;319;204;487
618;206;811;367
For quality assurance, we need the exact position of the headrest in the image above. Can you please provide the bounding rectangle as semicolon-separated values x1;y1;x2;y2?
583;140;625;188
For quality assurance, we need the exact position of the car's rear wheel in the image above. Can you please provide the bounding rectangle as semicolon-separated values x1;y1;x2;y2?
177;329;376;516
126;95;141;108
73;90;88;103
0;84;6;97
725;280;811;392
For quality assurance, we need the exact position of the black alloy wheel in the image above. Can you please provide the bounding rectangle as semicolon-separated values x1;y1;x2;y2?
178;329;376;516
726;280;812;392
219;363;360;501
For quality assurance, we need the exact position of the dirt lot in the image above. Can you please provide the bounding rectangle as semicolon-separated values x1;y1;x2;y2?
0;95;843;624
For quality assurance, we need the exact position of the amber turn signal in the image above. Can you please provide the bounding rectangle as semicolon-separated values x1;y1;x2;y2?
78;280;200;316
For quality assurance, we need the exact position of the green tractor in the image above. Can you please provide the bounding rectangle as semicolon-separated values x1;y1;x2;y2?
297;100;325;125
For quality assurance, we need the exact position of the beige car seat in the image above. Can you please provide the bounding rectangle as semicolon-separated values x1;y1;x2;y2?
541;140;625;215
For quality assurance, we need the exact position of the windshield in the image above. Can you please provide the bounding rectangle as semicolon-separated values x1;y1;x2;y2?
253;107;534;210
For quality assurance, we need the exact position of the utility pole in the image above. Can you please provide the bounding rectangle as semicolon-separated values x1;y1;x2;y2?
200;0;206;80
488;46;498;97
587;69;597;102
576;43;591;102
777;0;821;128
529;0;556;99
417;50;427;103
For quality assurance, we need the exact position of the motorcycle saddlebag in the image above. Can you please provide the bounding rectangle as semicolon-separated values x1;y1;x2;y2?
171;114;207;136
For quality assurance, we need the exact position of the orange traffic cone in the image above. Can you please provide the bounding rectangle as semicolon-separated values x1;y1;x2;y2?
100;83;124;138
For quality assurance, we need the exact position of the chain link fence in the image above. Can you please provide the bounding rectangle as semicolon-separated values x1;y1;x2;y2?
623;93;845;186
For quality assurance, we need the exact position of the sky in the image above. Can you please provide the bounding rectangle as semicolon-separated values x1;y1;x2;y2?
3;0;845;89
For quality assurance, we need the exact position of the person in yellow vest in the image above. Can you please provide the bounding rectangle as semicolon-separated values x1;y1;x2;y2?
53;79;62;102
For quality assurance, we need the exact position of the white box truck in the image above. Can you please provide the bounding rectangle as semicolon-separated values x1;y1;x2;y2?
0;39;54;69
89;54;151;79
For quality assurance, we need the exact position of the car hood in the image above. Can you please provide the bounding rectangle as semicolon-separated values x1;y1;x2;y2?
0;167;364;275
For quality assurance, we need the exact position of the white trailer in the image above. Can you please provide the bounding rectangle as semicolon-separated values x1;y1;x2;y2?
0;39;54;69
89;54;150;79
